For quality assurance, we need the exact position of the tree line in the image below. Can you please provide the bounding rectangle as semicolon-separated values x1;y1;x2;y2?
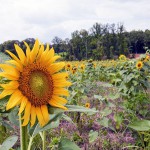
0;23;150;60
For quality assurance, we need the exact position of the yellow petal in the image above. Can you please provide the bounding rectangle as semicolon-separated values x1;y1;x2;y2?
6;90;23;110
22;101;31;126
50;95;68;105
23;41;31;65
18;96;28;114
52;72;68;80
0;81;19;90
6;60;23;72
53;88;69;96
49;99;68;110
0;72;19;80
53;80;72;87
48;62;65;74
0;89;15;99
35;107;46;127
44;47;55;61
30;105;36;127
36;44;44;60
6;50;21;64
39;48;52;65
49;47;54;57
41;105;49;124
47;56;61;66
14;44;26;64
45;43;50;53
0;64;20;78
30;39;39;63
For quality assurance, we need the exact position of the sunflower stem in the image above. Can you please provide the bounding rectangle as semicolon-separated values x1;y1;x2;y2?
42;131;46;150
27;136;34;150
19;115;28;150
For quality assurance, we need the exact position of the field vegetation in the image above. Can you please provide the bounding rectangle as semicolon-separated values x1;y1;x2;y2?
0;51;149;149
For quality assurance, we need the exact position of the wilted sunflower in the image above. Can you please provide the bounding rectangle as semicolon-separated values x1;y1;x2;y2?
0;39;71;127
136;61;143;69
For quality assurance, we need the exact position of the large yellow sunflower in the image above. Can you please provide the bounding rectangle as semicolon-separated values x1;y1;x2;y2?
0;39;71;127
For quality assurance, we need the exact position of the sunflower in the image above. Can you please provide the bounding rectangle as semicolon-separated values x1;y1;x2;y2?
119;55;126;61
65;63;72;71
136;61;143;69
144;55;150;62
72;67;77;74
0;39;71;127
80;64;85;72
85;103;90;108
93;63;96;68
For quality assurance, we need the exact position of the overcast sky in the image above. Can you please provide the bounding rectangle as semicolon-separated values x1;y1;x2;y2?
0;0;149;44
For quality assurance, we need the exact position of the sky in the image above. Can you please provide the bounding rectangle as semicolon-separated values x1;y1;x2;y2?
0;0;150;44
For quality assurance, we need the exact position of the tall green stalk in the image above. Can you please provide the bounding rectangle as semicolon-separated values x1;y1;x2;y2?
42;131;46;150
19;115;28;150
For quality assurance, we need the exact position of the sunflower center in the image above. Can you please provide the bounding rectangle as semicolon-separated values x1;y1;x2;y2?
30;71;49;99
18;63;53;107
138;63;141;67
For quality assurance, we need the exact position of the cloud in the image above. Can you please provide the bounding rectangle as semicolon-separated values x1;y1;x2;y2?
0;0;150;43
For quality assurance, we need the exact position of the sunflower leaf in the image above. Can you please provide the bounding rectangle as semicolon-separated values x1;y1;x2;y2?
61;114;75;125
128;119;150;131
89;130;98;143
0;135;18;150
58;138;80;150
29;113;62;136
8;108;19;126
66;105;98;113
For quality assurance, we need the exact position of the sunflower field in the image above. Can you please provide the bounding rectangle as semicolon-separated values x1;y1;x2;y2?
0;40;150;150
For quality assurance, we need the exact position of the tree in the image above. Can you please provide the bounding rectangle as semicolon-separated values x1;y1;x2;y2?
52;36;62;53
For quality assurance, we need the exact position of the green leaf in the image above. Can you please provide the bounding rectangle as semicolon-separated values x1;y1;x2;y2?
0;135;18;150
58;138;80;150
86;108;98;116
62;114;75;125
119;70;128;75
68;91;77;101
89;130;98;143
101;83;113;87
114;114;123;124
1;121;14;130
98;117;109;128
29;113;62;136
94;95;105;101
100;108;112;117
106;93;120;100
128;119;150;131
114;114;123;129
0;96;9;106
106;102;115;107
66;105;98;113
8;108;19;126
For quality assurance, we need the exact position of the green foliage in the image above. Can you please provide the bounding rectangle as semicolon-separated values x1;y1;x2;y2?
58;138;80;150
89;130;98;143
0;51;150;149
0;135;18;150
128;120;150;131
1;24;150;61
